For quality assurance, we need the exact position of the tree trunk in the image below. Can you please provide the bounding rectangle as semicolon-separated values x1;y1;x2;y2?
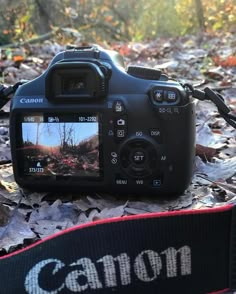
194;0;206;31
34;0;51;34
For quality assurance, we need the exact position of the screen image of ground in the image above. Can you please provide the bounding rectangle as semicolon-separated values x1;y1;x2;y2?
20;119;100;177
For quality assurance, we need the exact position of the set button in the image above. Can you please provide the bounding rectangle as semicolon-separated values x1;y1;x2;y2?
131;150;146;164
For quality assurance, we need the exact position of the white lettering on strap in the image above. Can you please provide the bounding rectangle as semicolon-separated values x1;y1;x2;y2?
134;250;162;282
24;246;192;293
161;246;191;277
24;258;65;294
65;258;102;292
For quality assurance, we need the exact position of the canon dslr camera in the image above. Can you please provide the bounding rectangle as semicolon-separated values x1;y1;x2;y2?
10;46;195;195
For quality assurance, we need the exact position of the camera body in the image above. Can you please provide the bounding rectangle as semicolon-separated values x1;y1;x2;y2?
10;46;195;195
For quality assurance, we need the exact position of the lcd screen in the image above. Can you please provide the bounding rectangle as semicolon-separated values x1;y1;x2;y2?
18;113;100;178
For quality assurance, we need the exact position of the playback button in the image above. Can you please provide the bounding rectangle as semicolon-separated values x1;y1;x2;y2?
152;179;161;187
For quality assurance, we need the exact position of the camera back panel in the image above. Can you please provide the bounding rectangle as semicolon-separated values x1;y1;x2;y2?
10;46;195;196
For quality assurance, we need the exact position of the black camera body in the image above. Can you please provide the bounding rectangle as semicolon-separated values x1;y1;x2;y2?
10;46;195;195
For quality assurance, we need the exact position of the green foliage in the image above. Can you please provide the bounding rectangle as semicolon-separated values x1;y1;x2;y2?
132;0;184;40
0;0;235;45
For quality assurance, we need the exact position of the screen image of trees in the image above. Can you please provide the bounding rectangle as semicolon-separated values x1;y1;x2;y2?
21;122;99;177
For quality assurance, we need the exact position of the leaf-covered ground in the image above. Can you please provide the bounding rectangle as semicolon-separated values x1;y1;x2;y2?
0;32;235;255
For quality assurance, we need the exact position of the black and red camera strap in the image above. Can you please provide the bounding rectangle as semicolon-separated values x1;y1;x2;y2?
0;204;235;294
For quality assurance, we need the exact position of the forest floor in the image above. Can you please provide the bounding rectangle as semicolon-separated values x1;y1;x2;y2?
0;32;235;256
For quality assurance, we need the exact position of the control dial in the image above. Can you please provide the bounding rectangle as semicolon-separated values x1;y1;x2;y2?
119;139;158;178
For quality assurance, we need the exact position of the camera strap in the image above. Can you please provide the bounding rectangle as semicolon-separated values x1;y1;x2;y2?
183;84;236;129
0;82;24;109
0;205;235;293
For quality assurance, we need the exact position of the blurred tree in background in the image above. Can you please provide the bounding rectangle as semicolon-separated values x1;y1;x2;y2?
0;0;235;45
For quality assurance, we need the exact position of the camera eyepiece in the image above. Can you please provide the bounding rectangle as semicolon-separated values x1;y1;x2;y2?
45;61;108;101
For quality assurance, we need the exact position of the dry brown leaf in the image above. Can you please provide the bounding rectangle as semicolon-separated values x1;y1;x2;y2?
0;180;18;193
196;144;218;161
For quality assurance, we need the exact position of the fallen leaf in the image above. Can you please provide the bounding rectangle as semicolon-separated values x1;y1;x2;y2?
0;210;35;251
203;67;225;80
0;205;10;226
0;180;18;193
28;200;80;238
93;205;125;220
195;156;236;181
213;55;236;67
196;124;228;148
196;144;218;161
30;219;74;239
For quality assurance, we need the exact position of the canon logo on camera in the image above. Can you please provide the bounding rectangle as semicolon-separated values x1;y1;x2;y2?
20;98;43;104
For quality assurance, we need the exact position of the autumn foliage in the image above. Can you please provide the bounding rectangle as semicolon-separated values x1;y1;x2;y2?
0;0;235;45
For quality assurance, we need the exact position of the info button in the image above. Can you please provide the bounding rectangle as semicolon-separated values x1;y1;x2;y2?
149;129;162;143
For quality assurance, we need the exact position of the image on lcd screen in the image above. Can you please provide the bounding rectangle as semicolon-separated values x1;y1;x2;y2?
19;115;100;177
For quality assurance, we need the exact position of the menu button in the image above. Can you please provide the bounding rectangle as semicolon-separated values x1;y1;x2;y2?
115;179;128;185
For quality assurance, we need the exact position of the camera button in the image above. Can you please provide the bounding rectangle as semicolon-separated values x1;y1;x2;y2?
116;117;127;126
